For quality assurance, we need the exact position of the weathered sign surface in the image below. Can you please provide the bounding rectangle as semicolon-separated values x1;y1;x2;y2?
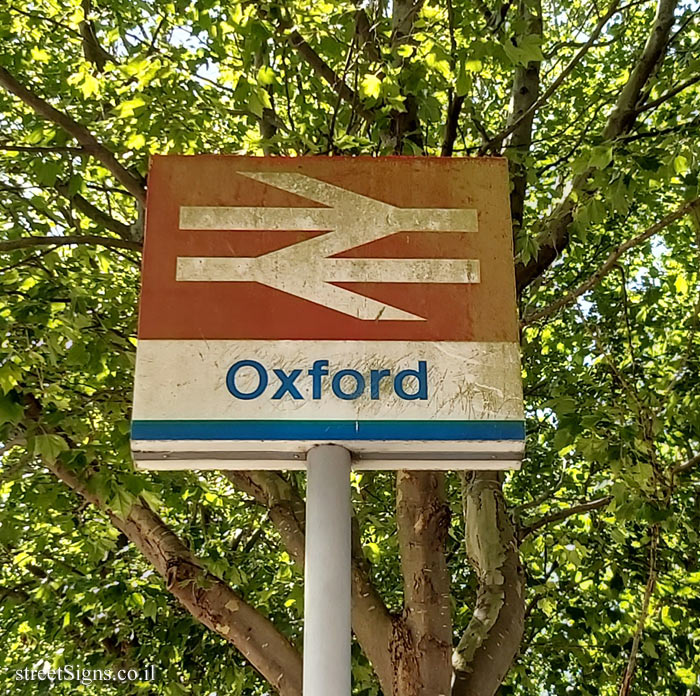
131;156;525;469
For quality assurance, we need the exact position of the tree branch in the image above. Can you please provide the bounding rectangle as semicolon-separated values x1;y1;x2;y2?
147;16;168;55
601;0;679;139
54;183;136;241
254;46;280;154
452;472;524;696
0;235;141;254
512;473;565;517
0;67;146;204
522;196;700;326
274;15;375;124
8;7;83;39
442;95;465;156
503;0;543;245
515;0;680;294
441;0;462;157
618;525;658;696
671;451;700;477
395;471;452;694
481;0;624;155
224;470;396;694
44;458;302;696
391;0;425;46
354;8;382;63
635;73;700;114
0;144;84;154
389;0;426;152
474;0;514;30
79;0;115;71
520;495;613;540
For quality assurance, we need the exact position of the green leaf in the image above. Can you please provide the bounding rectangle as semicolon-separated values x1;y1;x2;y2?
675;667;696;686
108;487;136;519
114;97;146;118
518;34;544;63
642;638;658;658
673;155;688;175
360;74;382;100
144;599;157;620
67;174;83;197
32;434;69;462
256;66;276;85
456;62;471;97
30;48;51;63
81;73;99;98
465;59;483;72
589;145;613;170
248;91;264;117
35;161;62;186
126;133;146;150
0;393;23;425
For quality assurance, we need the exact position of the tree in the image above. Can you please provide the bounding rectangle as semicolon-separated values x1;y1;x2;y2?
0;0;698;694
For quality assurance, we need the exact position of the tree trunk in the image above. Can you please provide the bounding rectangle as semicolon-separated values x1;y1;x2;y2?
452;472;525;696
394;471;453;696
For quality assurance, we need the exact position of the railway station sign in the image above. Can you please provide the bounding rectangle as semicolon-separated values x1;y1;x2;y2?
131;156;525;469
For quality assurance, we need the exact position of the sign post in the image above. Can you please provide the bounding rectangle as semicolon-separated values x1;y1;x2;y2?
303;445;351;696
131;156;525;694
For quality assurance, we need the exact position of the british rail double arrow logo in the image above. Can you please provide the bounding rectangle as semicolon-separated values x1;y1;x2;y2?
175;172;480;321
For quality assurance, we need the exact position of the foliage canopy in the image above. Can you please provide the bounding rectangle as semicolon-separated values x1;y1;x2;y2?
0;0;699;695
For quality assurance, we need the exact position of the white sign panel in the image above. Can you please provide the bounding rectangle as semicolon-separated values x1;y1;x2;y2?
131;156;524;469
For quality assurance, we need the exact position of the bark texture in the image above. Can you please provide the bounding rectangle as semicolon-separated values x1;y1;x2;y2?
452;473;525;696
506;0;543;246
395;471;453;696
515;0;679;292
46;461;303;696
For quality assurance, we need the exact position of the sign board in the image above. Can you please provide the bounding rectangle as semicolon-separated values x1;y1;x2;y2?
131;156;524;469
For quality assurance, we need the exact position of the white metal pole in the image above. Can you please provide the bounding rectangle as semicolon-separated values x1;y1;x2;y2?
303;444;352;696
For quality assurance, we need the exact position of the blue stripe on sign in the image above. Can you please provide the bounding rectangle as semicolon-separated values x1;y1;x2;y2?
131;420;525;441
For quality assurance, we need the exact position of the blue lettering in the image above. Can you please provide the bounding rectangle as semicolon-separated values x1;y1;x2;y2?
370;369;391;399
308;360;329;399
272;369;303;400
226;359;430;401
332;369;365;400
394;361;428;400
226;360;268;400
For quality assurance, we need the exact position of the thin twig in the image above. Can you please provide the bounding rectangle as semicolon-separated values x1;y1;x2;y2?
671;451;700;477
522;196;700;326
635;74;700;114
513;473;565;517
618;525;659;696
0;67;146;204
54;184;134;240
147;16;167;55
8;7;83;39
520;496;613;539
0;235;142;253
264;6;376;124
327;36;357;152
0;144;84;154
